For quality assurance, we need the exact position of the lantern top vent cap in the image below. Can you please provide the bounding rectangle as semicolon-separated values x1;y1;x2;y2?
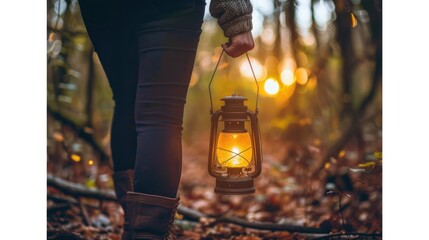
221;93;247;101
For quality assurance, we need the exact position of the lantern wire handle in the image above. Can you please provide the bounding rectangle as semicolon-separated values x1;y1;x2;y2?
209;49;225;115
246;52;259;114
208;49;259;115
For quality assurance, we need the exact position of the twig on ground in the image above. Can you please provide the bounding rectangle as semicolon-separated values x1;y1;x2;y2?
215;216;328;234
311;232;382;240
78;198;92;226
48;174;116;201
48;203;72;213
47;175;374;235
47;175;328;233
48;194;99;209
47;105;109;163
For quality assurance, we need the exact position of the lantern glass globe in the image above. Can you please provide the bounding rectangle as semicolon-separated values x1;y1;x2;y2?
216;131;252;168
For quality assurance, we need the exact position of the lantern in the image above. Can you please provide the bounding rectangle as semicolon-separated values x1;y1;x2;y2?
208;51;263;195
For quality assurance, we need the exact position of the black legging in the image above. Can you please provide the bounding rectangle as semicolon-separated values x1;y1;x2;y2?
79;0;205;198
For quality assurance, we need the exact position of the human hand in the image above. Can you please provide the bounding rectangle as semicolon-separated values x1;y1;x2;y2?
222;31;254;58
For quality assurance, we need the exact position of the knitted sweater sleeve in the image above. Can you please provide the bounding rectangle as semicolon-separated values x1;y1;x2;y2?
209;0;253;38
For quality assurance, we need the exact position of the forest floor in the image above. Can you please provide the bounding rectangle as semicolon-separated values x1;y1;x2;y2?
47;131;382;240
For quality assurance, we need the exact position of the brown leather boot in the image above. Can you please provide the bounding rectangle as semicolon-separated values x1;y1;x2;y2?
112;170;134;240
127;192;179;240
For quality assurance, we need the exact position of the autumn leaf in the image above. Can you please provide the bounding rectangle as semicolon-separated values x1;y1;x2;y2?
175;212;184;220
70;154;81;162
374;151;382;159
358;162;376;168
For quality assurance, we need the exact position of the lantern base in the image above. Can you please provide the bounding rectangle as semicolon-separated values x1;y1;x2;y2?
214;176;255;195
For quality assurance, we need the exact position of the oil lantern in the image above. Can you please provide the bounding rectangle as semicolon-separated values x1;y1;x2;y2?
208;51;263;195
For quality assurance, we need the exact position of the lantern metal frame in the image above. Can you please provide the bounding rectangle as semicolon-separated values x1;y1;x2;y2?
207;50;263;195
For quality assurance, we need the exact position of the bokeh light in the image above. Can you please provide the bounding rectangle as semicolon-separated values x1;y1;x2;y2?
240;57;265;81
71;154;81;162
198;50;213;71
264;78;280;95
307;76;318;90
295;68;309;85
189;71;199;88
279;58;297;73
313;0;335;30
281;69;295;86
301;33;316;46
351;12;358;28
261;27;276;46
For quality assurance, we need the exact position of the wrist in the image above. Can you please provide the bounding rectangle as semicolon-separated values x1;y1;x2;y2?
221;14;252;38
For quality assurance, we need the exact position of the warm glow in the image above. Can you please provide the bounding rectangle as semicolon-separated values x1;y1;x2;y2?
278;58;297;74
275;81;296;105
198;50;212;71
307;76;318;90
313;138;321;146
71;154;81;162
189;71;199;87
297;52;309;66
281;69;295;86
240;58;264;80
48;32;57;42
264;78;280;95
53;132;64;142
324;162;331;169
284;58;297;70
302;33;316;46
216;132;252;168
338;150;346;158
295;68;308;85
261;27;276;46
351;13;358;28
88;159;94;166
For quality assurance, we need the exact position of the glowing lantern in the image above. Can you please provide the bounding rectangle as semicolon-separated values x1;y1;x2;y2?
208;50;263;195
216;131;252;168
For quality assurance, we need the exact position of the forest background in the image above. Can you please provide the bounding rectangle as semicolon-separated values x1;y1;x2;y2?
0;0;428;239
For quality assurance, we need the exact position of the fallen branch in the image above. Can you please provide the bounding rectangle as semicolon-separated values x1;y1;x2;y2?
48;203;71;213
176;205;206;221
215;216;328;234
46;175;364;234
178;205;328;233
48;194;100;209
79;198;92;226
47;105;109;163
48;174;116;201
312;232;382;239
47;229;83;240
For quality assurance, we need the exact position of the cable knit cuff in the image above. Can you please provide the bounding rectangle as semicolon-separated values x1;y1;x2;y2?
221;14;253;38
210;0;253;38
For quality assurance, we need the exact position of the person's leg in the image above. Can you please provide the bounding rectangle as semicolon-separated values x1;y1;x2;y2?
78;0;138;172
78;1;138;239
126;1;205;239
133;0;205;198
